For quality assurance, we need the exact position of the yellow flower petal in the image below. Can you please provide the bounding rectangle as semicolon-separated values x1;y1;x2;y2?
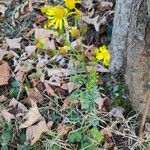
55;19;60;29
59;19;63;30
41;5;68;30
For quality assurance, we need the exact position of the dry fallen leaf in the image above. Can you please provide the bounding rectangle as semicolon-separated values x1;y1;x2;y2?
1;98;28;122
67;82;80;93
28;0;33;12
95;96;106;111
82;0;93;10
15;61;34;82
0;95;7;102
71;39;83;52
96;64;110;73
35;28;57;50
44;80;57;96
100;2;113;12
35;28;57;39
47;121;53;129
84;45;94;60
1;110;15;122
26;88;44;104
25;45;36;56
6;37;22;49
60;99;70;111
0;4;7;17
9;98;28;113
20;102;42;128
82;16;100;32
0;49;18;62
57;124;74;138
101;126;112;138
0;61;10;86
47;68;66;77
109;107;125;119
25;118;48;145
20;100;48;145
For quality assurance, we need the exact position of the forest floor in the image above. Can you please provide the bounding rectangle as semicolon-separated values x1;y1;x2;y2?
0;0;150;150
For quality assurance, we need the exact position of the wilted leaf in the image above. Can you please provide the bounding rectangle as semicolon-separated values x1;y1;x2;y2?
6;38;22;49
101;126;112;138
0;62;10;86
84;45;94;60
25;118;48;145
71;39;83;52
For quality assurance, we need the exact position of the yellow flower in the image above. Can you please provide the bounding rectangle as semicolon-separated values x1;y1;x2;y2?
64;0;80;10
36;38;45;49
41;5;68;30
94;45;110;66
59;46;68;55
69;26;80;38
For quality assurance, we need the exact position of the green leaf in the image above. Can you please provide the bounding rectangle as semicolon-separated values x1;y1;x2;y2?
51;144;61;150
88;128;103;143
9;80;20;98
17;145;33;150
19;131;26;143
81;142;97;150
1;144;8;150
68;130;82;143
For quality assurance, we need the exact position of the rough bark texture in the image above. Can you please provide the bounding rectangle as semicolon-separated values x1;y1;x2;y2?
111;0;150;116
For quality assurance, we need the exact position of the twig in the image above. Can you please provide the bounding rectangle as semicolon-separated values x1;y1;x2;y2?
139;90;150;138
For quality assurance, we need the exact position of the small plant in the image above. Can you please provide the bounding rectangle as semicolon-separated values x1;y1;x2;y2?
0;123;13;150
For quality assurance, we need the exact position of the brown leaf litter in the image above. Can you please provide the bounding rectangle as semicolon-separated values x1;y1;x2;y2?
20;101;48;145
0;61;11;86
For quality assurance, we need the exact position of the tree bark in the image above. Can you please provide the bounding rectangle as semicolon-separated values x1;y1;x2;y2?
110;0;150;117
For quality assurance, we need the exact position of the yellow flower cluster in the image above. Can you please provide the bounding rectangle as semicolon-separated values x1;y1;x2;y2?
94;45;110;66
41;0;82;31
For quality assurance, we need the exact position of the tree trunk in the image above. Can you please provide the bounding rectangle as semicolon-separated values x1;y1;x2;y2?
110;0;150;116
